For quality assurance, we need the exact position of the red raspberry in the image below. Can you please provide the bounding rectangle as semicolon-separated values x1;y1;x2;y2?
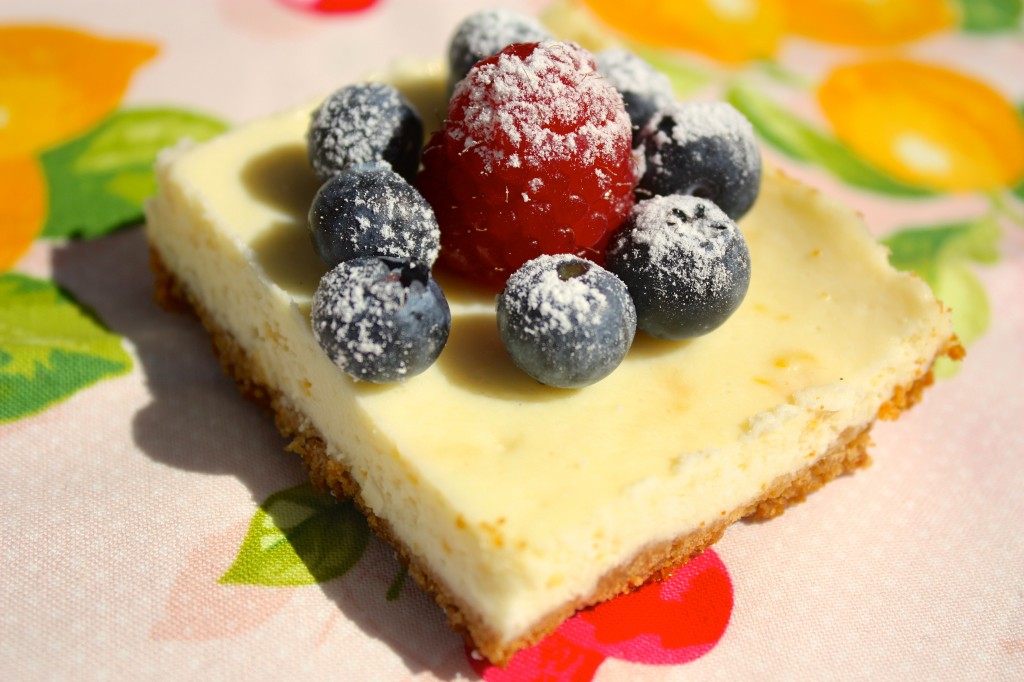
417;40;637;290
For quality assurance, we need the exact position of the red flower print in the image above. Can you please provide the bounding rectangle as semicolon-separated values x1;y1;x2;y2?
470;549;733;681
277;0;380;15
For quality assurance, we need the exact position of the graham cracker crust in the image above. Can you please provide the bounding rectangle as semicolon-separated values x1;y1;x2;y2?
149;246;959;665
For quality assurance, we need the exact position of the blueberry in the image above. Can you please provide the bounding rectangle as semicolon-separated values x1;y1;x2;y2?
595;48;675;146
497;254;636;388
637;101;761;221
448;8;551;87
606;195;750;340
308;161;440;268
311;257;450;383
308;82;423;183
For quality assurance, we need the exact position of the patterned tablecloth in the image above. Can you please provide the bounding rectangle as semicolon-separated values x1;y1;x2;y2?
2;1;1022;679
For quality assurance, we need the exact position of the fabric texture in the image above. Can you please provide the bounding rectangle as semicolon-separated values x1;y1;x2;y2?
1;1;1022;679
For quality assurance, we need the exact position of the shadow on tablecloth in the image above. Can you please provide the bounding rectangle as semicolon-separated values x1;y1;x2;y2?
50;226;472;679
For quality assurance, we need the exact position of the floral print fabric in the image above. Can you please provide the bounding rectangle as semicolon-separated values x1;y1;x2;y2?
1;1;1021;679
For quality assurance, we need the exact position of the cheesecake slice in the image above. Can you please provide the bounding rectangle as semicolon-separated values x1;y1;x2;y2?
144;61;958;665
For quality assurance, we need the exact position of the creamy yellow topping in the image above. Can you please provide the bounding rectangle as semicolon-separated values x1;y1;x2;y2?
145;61;950;643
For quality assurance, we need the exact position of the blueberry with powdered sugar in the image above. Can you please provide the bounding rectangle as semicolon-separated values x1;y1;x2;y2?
637;101;761;221
595;48;675;146
308;82;423;183
606;195;750;340
418;40;636;290
311;257;450;383
497;254;636;389
447;8;551;86
308;161;440;268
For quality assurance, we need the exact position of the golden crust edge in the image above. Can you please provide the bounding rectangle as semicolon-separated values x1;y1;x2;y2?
149;246;959;666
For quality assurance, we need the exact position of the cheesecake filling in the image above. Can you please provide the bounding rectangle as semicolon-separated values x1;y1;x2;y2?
145;63;952;646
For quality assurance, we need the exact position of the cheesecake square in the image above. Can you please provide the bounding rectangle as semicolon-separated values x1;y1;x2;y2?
144;63;956;664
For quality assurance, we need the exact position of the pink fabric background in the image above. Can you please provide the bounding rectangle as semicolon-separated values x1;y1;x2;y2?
2;1;1022;679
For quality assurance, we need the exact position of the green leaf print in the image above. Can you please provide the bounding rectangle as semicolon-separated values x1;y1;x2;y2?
1014;181;1024;203
0;273;132;423
220;483;370;587
883;215;1001;377
957;0;1023;32
727;84;933;198
1014;105;1024;203
884;218;1000;279
386;565;408;601
40;107;228;239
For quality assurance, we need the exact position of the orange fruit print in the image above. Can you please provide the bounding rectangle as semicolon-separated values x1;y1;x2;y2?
470;549;733;681
818;59;1024;192
0;157;46;270
0;25;156;158
777;0;955;46
0;24;157;269
581;0;783;64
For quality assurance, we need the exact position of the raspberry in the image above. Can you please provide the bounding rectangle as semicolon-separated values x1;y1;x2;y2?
417;40;637;290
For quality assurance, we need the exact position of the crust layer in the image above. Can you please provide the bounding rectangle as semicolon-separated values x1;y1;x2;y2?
150;246;956;665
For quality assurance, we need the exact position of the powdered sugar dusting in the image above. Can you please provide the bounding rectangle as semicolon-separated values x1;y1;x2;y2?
637;99;762;220
596;49;673;101
311;165;440;266
523;256;609;336
310;258;450;383
416;40;638;288
648;101;758;177
496;254;637;387
450;41;631;174
360;184;437;261
606;195;751;339
594;48;675;125
312;263;403;369
309;163;440;267
448;8;551;81
630;196;735;296
671;102;749;141
308;82;421;182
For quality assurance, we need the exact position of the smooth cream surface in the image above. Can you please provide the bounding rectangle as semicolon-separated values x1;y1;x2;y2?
145;62;951;643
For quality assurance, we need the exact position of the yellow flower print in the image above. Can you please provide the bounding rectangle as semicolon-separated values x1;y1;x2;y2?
0;24;157;269
818;59;1024;192
777;0;956;46
580;0;785;64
